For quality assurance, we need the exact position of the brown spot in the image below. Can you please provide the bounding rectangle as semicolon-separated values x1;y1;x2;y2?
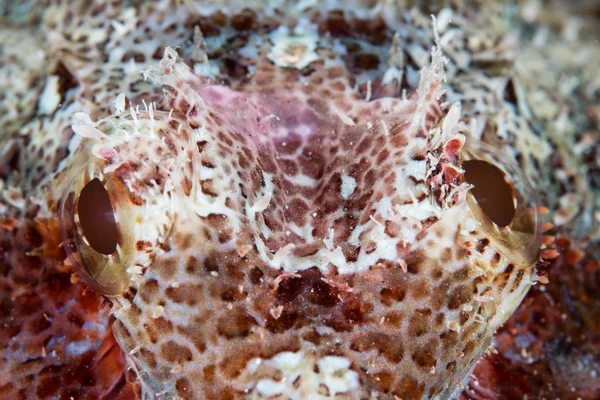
203;254;220;273
177;323;207;353
138;347;157;369
475;238;490;253
384;310;404;328
276;275;304;303
371;370;394;393
217;308;256;338
293;243;320;257
176;377;194;400
440;248;453;264
200;180;219;197
321;11;351;37
504;263;515;274
350;332;404;363
139;279;159;304
448;284;473;310
286;198;309;226
380;286;406;306
266;308;299;333
185;256;199;275
342;297;367;323
412;339;438;371
395;375;425;399
145;317;173;344
135;240;151;251
354;53;380;70
513;269;525;289
231;8;258;31
161;341;193;363
220;286;247;302
165;283;202;306
248;266;264;285
384;220;401;237
407;308;432;337
203;365;216;386
159;257;178;280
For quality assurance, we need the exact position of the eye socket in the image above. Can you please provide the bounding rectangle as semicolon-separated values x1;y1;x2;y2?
77;178;118;255
59;163;132;296
463;159;515;228
462;141;542;264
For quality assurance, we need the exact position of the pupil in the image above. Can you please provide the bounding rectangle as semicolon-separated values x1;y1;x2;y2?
463;160;515;228
77;178;118;255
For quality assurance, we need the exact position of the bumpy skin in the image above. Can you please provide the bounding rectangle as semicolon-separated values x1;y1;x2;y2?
0;1;598;399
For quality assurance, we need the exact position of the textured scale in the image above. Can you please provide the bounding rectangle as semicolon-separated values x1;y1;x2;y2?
1;1;599;400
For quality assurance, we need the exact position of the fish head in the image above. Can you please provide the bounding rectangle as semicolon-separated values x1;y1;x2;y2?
57;38;542;400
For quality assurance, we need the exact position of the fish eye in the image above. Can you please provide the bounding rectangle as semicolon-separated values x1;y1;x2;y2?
59;164;132;296
462;141;542;264
463;159;515;228
77;178;118;255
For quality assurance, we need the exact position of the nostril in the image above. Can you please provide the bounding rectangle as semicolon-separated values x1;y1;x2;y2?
463;159;516;228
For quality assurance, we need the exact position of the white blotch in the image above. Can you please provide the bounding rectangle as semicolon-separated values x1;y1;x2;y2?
272;243;296;268
65;340;92;357
436;8;454;32
447;320;461;333
152;306;164;319
126;265;143;275
334;107;356;126
340;175;356;199
238;244;253;257
460;217;480;236
268;21;320;69
39;75;61;114
114;93;126;113
318;356;359;395
252;352;359;398
405;160;427;181
394;198;441;221
170;365;184;374
72;124;107;141
251;192;272;212
73;112;97;126
2;186;25;209
399;259;408;273
441;103;461;139
323;229;335;250
270;305;284;320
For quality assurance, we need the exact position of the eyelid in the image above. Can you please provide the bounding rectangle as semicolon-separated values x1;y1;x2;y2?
59;162;134;295
462;140;542;264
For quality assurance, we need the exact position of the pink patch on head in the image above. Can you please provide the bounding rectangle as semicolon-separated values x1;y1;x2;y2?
430;172;443;185
444;136;464;160
97;148;117;160
200;85;242;107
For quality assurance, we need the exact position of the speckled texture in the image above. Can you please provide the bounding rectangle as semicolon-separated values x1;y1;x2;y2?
0;1;598;399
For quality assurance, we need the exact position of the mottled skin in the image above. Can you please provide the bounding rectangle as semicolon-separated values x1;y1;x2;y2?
0;1;599;400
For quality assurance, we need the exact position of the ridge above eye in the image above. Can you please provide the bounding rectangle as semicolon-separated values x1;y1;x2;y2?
77;178;118;255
